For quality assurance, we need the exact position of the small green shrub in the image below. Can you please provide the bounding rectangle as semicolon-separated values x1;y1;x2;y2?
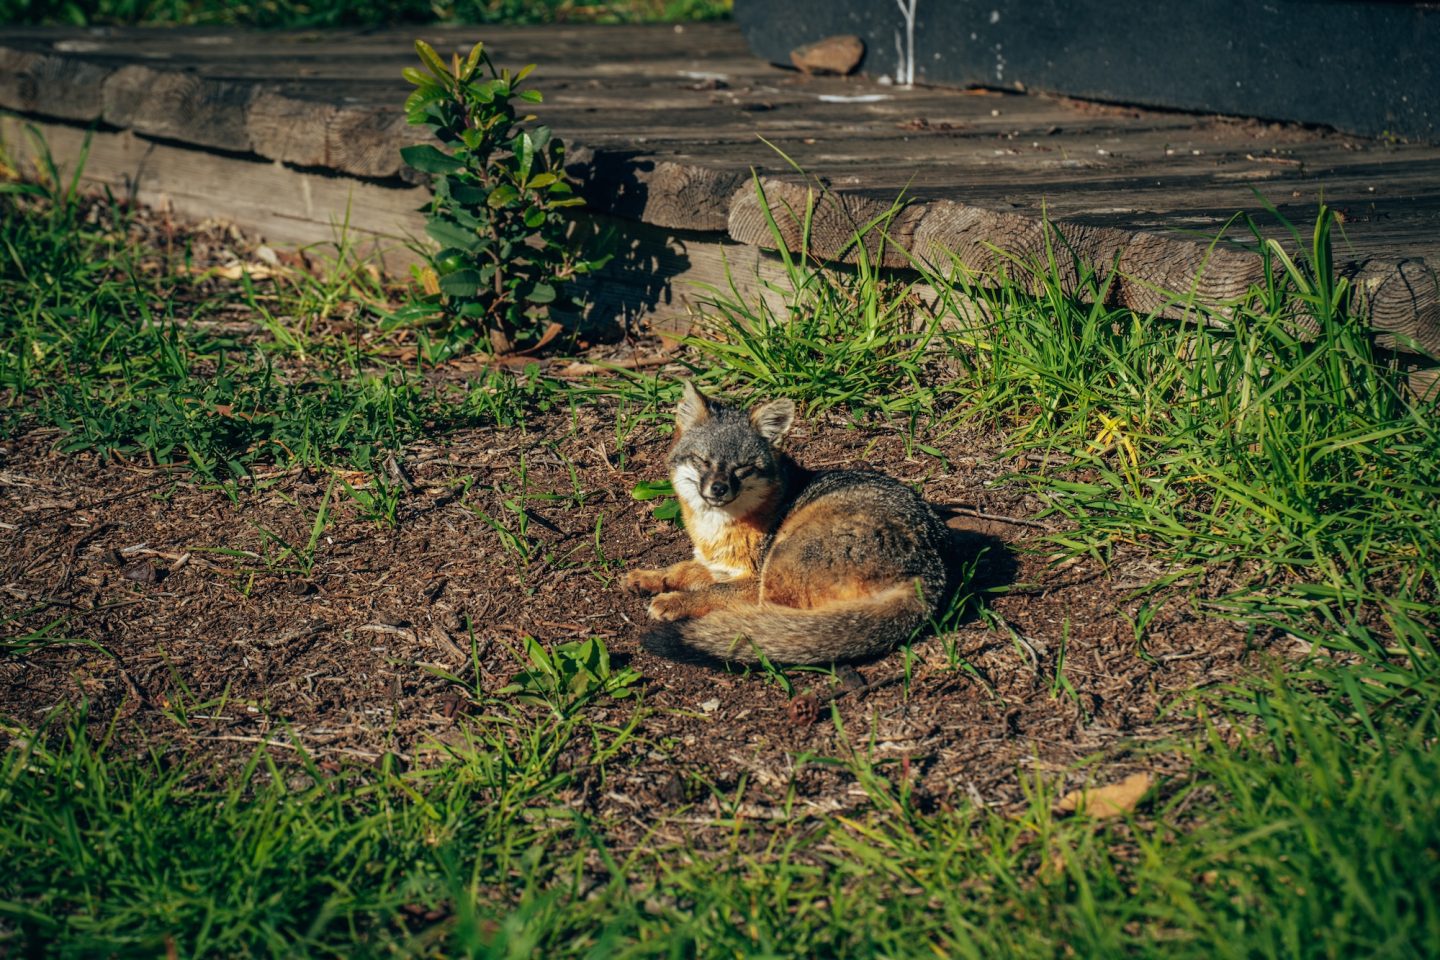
497;635;641;712
402;40;609;353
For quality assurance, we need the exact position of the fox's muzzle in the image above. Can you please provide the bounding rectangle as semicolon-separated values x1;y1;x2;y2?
700;471;737;507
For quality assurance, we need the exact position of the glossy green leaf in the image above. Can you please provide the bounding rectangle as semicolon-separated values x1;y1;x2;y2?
438;269;483;297
414;40;450;83
487;184;519;208
630;480;675;502
517;133;536;186
400;144;464;174
448;183;492;205
404;86;445;115
425;218;480;252
463;41;484;80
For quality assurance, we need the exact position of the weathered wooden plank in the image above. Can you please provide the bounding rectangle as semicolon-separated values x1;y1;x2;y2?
1354;260;1440;358
244;86;414;179
0;46;111;120
730;178;1439;356
0;115;425;265
568;147;750;232
102;65;256;153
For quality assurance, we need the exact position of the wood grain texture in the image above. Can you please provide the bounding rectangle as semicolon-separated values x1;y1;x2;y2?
1;24;1438;358
1353;259;1440;357
0;115;423;271
102;65;255;152
0;47;111;120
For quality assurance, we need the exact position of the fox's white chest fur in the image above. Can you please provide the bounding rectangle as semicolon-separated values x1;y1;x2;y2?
672;461;772;581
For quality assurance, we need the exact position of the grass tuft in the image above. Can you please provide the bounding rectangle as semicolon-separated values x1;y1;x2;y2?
686;178;952;422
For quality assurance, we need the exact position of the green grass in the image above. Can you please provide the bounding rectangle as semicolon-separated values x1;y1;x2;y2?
0;142;539;490
1;703;646;955
686;179;950;421
1;0;731;28
931;213;1440;599
3;143;1440;955
4;656;1436;956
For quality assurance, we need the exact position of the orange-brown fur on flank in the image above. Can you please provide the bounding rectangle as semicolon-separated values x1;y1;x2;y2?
624;383;952;666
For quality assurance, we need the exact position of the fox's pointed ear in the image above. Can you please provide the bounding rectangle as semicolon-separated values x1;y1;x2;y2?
675;381;711;432
749;397;796;444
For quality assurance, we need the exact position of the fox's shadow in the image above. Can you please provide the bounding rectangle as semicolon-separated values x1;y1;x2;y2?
941;525;1020;619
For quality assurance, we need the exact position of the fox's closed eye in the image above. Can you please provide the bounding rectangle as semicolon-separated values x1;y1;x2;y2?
733;466;754;479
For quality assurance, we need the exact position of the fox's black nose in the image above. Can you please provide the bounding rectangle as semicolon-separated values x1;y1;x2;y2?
708;480;730;499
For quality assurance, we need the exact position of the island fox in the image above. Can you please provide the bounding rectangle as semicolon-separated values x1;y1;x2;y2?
624;382;951;666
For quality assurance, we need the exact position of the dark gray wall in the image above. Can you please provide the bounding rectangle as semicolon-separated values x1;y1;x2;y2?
734;0;1438;142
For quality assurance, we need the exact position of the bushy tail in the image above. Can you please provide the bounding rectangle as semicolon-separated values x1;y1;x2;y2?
642;585;929;666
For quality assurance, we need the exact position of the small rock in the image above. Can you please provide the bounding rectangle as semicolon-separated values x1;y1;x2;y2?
120;559;159;583
698;698;720;714
790;35;865;76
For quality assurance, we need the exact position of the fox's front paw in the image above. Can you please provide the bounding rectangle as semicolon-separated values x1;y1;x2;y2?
624;569;669;595
648;591;696;622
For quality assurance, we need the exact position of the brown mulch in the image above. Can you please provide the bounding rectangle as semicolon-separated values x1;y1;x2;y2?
0;395;1269;833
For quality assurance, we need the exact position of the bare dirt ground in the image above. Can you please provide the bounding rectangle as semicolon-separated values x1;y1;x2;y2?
0;391;1270;833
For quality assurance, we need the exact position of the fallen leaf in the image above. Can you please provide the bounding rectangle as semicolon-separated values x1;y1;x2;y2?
1055;772;1152;819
